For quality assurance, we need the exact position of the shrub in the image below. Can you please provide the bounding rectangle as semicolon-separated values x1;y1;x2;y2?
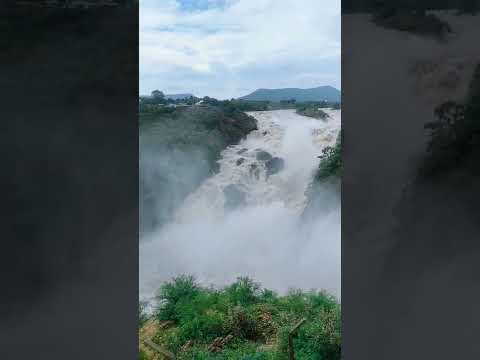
155;275;200;322
225;277;262;306
316;131;342;181
277;295;341;360
143;277;340;359
138;349;149;360
229;305;261;340
178;308;228;342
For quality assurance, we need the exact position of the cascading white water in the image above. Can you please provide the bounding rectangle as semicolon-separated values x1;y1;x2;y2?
140;109;341;303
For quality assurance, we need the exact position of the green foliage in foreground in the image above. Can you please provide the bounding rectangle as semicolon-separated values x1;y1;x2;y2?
141;275;340;360
316;131;342;181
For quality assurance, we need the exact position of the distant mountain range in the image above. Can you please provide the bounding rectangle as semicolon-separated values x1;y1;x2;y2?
238;86;341;102
165;93;194;100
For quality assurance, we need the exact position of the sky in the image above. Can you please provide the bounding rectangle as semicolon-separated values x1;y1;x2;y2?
139;0;340;99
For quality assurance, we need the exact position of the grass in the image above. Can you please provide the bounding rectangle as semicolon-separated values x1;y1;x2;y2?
139;276;341;360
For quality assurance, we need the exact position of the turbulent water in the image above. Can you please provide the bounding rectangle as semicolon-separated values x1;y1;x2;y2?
140;109;341;303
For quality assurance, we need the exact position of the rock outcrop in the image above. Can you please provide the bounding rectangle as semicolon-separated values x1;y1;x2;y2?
256;150;273;161
266;157;285;177
140;105;257;232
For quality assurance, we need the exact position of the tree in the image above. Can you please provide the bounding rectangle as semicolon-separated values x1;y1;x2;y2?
151;90;165;99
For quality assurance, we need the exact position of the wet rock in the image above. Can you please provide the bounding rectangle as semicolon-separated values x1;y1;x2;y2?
249;164;260;180
236;158;245;166
256;150;273;161
223;184;246;210
237;148;248;154
266;157;284;177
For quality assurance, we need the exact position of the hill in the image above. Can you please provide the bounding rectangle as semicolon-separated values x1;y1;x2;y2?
239;86;341;102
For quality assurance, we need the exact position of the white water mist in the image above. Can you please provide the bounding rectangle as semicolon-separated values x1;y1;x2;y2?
140;109;341;302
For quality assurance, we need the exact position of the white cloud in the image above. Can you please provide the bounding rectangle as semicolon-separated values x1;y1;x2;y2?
139;0;340;98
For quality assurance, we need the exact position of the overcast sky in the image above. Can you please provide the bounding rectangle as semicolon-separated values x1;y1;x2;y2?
139;0;340;99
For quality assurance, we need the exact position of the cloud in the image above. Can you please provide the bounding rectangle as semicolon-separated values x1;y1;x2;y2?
139;0;340;98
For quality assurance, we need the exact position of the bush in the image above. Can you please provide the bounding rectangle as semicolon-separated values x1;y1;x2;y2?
225;277;262;306
178;308;228;342
276;294;340;360
142;276;340;359
155;275;200;322
316;131;342;181
138;349;149;360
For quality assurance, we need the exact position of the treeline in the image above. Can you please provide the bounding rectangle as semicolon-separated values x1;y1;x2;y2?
139;90;341;117
139;276;340;360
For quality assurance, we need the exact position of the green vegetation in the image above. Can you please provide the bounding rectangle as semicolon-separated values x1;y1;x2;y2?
139;276;340;360
138;349;149;360
139;90;340;116
139;92;257;232
296;106;329;120
422;63;480;176
315;131;342;181
139;90;200;113
295;101;340;120
140;102;257;157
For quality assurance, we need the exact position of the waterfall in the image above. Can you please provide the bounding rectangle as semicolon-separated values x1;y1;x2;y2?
140;109;341;304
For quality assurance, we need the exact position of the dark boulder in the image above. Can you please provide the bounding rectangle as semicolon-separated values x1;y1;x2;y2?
256;150;273;161
223;184;246;210
266;157;285;177
249;164;260;180
236;158;245;166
